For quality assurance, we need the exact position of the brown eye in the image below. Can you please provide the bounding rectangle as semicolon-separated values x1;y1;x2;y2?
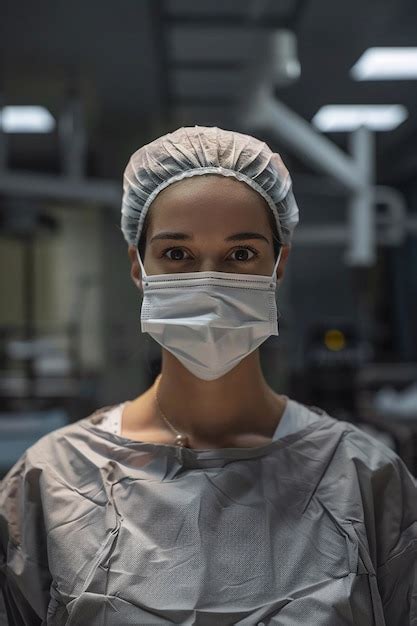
229;247;257;262
163;248;190;261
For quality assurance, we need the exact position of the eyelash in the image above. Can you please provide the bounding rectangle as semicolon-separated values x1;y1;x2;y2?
161;245;259;263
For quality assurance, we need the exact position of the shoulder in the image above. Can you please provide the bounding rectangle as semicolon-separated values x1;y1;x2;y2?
0;404;119;490
306;407;417;544
294;402;417;511
337;418;417;515
300;401;414;477
333;415;416;486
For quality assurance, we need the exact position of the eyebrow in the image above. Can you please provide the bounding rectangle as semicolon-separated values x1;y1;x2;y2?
150;231;270;244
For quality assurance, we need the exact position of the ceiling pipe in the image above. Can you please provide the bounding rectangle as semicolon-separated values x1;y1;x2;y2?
0;171;121;205
345;126;376;265
238;84;362;194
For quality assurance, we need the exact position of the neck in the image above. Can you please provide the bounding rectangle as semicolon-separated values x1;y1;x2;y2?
154;349;286;444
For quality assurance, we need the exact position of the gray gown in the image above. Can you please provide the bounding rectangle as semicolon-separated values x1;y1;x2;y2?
0;397;416;625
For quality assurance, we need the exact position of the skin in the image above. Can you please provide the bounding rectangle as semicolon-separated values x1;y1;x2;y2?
125;175;291;449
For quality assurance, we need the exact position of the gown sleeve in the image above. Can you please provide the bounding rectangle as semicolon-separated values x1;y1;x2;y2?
374;453;417;626
0;452;52;625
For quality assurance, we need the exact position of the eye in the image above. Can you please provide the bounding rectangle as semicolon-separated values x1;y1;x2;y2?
229;246;258;262
161;245;259;263
162;248;191;261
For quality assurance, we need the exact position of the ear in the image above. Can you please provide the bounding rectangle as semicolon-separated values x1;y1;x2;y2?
128;245;143;291
276;244;291;281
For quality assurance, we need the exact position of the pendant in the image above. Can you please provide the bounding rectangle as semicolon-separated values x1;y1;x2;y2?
175;434;189;447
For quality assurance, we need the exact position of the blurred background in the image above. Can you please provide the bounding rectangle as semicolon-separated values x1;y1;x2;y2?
1;0;417;477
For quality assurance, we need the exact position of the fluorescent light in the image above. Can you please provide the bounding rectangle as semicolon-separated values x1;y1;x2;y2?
312;105;408;132
351;47;417;80
0;106;55;133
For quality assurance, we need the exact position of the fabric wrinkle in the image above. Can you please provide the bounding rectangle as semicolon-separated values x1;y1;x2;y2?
1;399;416;624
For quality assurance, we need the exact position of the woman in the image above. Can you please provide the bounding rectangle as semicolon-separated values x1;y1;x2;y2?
0;126;416;625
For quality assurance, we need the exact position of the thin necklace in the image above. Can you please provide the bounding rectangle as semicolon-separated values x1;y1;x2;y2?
154;374;190;448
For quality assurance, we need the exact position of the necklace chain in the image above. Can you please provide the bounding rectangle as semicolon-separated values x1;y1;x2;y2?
154;374;284;449
154;374;190;448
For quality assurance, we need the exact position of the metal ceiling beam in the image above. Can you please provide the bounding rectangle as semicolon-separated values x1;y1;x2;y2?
238;76;417;265
239;85;362;193
58;92;87;180
173;96;236;106
168;61;245;70
293;217;414;245
346;126;376;265
164;16;292;28
0;171;121;205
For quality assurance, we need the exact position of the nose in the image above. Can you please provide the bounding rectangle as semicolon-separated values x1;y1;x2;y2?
195;255;227;272
198;259;224;273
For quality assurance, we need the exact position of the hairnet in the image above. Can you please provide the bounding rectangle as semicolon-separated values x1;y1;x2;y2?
121;125;299;248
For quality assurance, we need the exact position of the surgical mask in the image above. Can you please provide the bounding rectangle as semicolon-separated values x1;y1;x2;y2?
137;247;283;381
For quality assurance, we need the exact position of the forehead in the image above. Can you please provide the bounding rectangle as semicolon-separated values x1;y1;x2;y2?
148;175;271;231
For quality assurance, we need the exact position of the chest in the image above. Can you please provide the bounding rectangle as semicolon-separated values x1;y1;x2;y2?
44;465;378;624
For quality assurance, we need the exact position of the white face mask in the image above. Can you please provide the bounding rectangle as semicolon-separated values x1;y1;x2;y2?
136;247;283;381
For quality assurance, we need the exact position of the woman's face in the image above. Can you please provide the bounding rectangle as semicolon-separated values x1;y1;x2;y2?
128;175;290;288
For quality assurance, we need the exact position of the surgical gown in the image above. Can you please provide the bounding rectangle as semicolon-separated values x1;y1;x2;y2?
0;397;416;625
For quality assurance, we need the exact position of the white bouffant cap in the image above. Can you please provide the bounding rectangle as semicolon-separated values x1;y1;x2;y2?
121;125;299;247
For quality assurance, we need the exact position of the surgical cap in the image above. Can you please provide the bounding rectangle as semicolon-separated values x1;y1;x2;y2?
121;125;299;248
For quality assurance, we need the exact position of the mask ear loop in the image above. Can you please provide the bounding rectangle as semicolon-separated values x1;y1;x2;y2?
272;246;283;285
136;248;148;282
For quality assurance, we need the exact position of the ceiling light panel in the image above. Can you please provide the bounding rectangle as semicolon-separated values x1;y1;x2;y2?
312;105;408;131
351;47;417;80
0;106;55;133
